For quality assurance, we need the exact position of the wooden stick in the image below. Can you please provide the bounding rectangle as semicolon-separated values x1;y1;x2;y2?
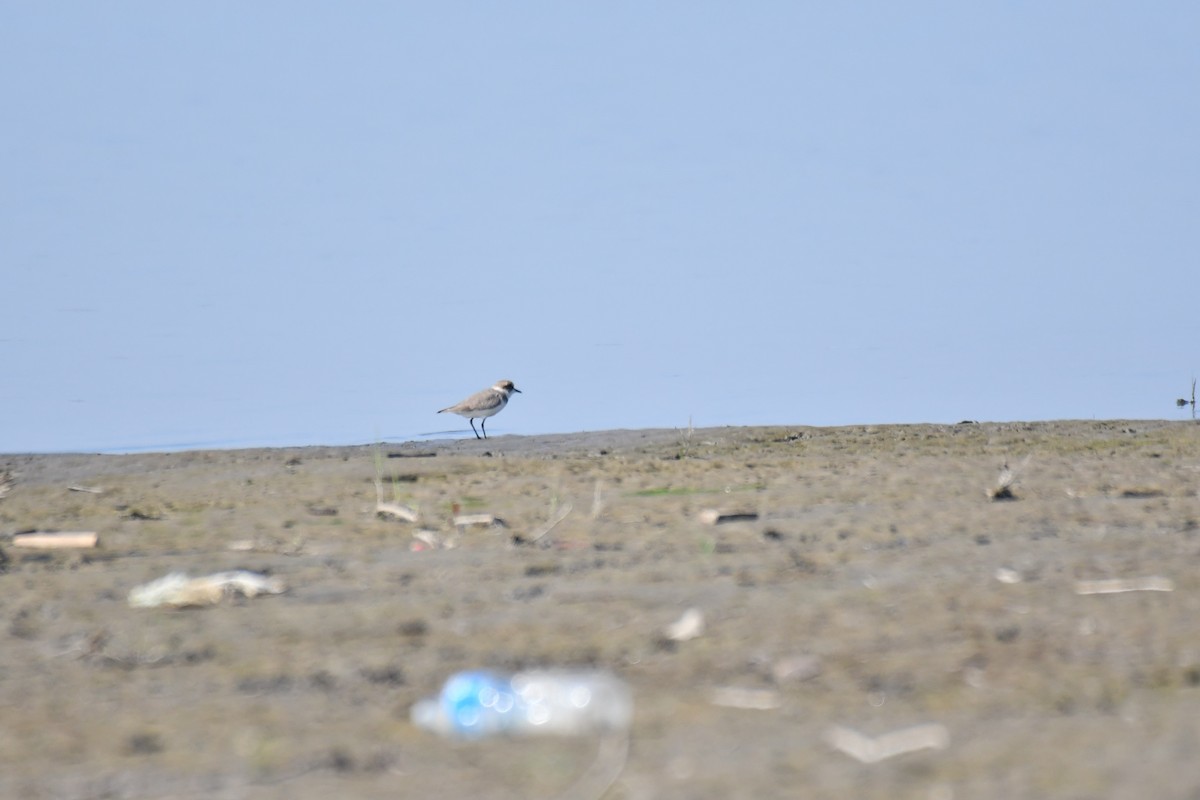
454;513;503;527
13;531;100;549
1075;577;1174;595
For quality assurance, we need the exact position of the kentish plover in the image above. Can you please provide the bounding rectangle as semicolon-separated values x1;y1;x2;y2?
438;380;521;440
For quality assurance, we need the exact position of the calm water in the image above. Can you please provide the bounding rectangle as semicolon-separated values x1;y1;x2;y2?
4;323;1190;454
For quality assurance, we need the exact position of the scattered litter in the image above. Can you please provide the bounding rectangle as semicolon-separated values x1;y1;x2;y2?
825;723;949;764
68;485;103;494
664;608;705;642
412;669;632;799
710;687;781;710
411;669;633;738
128;570;286;608
454;513;505;528
698;509;759;525
13;531;99;549
411;530;456;551
1075;576;1174;595
376;502;418;523
771;654;822;684
995;567;1022;584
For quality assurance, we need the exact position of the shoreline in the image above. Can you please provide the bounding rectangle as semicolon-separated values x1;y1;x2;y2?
2;416;1188;460
2;417;1199;797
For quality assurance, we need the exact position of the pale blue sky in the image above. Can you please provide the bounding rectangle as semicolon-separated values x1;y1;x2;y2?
3;3;1197;452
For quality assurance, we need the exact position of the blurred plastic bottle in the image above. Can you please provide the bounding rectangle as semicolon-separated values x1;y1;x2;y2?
411;669;633;739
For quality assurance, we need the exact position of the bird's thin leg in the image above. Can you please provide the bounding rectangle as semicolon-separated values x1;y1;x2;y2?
469;419;482;440
481;418;489;439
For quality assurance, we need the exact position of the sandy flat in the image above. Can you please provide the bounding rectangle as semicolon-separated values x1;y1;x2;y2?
2;420;1199;798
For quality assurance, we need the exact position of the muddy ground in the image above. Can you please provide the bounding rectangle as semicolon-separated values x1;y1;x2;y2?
2;420;1199;799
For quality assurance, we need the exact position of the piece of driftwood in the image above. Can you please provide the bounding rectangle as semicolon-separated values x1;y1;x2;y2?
376;502;419;523
13;531;99;549
454;513;505;528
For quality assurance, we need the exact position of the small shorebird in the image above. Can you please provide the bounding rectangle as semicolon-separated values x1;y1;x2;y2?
438;379;521;440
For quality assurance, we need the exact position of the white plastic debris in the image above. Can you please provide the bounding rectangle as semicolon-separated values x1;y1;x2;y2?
128;571;286;608
1074;576;1174;595
411;669;633;738
825;723;949;764
664;608;705;642
412;530;456;551
994;567;1022;584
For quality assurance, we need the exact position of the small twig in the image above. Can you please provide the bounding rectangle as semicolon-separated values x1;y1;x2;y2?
677;415;695;458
